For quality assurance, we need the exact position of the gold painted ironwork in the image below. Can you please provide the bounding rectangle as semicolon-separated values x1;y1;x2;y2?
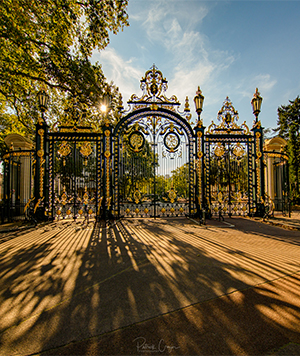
164;132;179;152
168;182;177;203
24;197;35;213
133;185;142;204
34;197;44;213
129;64;180;106
207;97;250;135
80;142;93;165
255;133;262;200
218;192;223;203
38;129;45;198
57;141;71;166
106;196;112;209
233;143;245;158
129;132;145;152
214;143;225;157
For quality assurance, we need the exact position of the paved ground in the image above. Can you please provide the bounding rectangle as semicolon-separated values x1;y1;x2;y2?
0;216;299;356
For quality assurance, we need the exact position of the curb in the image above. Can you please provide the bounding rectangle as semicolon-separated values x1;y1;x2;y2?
264;219;300;231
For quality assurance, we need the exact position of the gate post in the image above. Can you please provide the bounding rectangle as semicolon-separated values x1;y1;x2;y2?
194;120;206;219
34;117;49;220
101;122;113;220
253;121;265;217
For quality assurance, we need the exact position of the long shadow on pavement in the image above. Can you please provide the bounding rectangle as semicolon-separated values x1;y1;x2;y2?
0;218;299;355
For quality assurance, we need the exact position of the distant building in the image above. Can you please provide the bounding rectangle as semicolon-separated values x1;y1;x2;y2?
264;137;289;211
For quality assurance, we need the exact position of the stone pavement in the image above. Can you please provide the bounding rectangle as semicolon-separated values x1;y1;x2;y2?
0;216;299;356
265;211;300;231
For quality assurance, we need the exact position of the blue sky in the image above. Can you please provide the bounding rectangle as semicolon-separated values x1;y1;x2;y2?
92;0;300;132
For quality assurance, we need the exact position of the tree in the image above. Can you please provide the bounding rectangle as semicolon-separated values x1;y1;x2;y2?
0;0;129;155
171;163;189;199
119;139;158;201
275;96;300;199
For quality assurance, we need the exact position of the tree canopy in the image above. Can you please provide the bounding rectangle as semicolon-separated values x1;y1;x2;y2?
0;0;129;152
276;96;300;199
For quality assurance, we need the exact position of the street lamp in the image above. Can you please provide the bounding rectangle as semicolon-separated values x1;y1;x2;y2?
37;88;49;125
37;89;49;113
251;88;263;122
194;86;204;121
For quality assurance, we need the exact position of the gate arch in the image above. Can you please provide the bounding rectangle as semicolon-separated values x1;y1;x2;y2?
112;66;196;219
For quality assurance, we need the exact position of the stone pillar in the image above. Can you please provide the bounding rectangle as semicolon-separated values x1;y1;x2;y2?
3;134;34;207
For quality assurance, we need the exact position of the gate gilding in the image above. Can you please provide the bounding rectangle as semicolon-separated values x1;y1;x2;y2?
2;65;275;222
201;97;255;217
112;65;195;218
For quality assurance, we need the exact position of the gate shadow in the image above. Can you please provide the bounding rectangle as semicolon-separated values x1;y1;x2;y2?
224;217;300;247
0;219;299;356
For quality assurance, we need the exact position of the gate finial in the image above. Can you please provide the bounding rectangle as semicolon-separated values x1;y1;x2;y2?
128;65;180;107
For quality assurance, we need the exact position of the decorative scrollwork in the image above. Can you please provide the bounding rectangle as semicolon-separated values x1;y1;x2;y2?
58;141;72;166
168;182;177;203
132;184;142;204
233;143;245;158
208;97;250;135
213;142;225;157
129;131;145;152
128;65;180;107
164;132;180;152
80;142;93;165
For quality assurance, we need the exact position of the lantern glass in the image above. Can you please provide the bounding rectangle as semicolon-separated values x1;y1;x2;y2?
251;88;262;117
37;89;49;112
194;87;204;115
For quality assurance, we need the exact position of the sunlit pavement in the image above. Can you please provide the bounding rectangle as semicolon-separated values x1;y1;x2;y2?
0;217;299;356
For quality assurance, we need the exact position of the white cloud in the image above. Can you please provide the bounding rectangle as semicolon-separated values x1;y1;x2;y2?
92;1;238;123
93;48;144;104
237;74;277;101
252;74;277;93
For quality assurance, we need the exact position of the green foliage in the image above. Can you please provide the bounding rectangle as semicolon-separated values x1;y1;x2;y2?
171;163;189;198
0;0;129;155
0;100;31;156
276;96;300;198
119;139;157;201
209;155;248;193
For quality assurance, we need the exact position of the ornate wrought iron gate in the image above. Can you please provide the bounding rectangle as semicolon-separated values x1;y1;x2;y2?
2;65;282;223
47;121;103;221
112;66;195;218
196;97;265;218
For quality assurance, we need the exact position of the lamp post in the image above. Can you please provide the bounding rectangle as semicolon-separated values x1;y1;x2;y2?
194;86;205;223
251;88;265;217
37;88;49;121
101;92;112;221
35;87;49;220
251;88;263;123
194;86;204;121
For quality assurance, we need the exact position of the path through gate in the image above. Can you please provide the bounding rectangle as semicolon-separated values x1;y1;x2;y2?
203;98;255;217
112;67;195;218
